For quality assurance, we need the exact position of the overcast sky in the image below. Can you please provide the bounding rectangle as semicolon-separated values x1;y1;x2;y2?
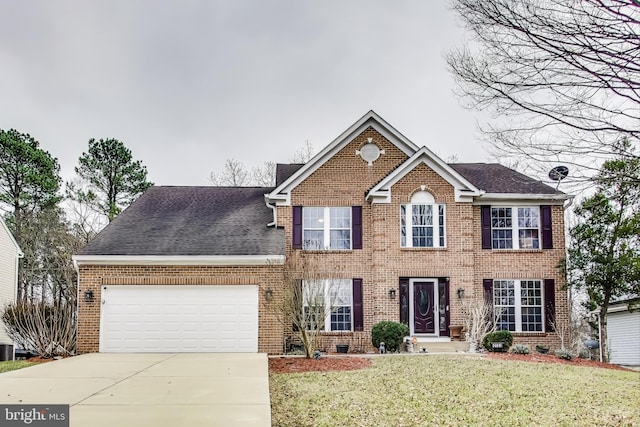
0;1;488;186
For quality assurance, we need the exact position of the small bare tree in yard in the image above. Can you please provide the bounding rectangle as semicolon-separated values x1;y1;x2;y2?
2;301;76;357
271;252;340;358
461;295;502;352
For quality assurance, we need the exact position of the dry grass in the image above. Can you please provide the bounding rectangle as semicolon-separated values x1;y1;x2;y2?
0;360;37;374
270;355;640;426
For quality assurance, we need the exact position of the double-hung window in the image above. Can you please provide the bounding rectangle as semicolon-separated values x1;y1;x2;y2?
302;207;351;250
493;279;543;332
302;279;353;331
491;207;540;249
401;191;446;248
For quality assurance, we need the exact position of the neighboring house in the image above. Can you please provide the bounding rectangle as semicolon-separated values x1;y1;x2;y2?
74;111;571;354
607;296;640;366
0;218;23;352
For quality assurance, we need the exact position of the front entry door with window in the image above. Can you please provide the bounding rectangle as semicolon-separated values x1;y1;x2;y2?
413;281;436;334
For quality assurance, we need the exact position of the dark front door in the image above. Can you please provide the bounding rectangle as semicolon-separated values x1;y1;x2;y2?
413;281;435;334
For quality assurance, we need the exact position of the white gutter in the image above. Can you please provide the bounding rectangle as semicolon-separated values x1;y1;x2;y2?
72;255;286;267
474;193;571;202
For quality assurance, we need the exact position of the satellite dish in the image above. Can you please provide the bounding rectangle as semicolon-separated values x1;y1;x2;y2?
548;165;569;181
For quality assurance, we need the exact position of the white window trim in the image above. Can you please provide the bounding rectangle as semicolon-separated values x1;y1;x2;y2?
491;206;540;250
302;279;353;332
303;207;352;250
401;203;446;248
494;279;544;333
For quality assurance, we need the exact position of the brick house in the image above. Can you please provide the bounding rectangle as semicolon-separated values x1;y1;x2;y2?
74;111;571;354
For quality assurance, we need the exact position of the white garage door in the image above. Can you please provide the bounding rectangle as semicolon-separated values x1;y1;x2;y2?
608;310;640;366
100;285;258;353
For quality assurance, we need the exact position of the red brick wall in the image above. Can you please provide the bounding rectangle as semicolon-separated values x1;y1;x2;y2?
278;127;567;351
78;126;568;354
77;264;284;354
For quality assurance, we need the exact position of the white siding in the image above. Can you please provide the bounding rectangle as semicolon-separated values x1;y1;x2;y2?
608;310;640;366
0;220;20;345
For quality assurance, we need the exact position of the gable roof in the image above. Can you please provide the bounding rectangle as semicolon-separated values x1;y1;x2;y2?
367;147;482;203
76;186;284;259
267;110;419;205
276;163;304;187
450;163;558;194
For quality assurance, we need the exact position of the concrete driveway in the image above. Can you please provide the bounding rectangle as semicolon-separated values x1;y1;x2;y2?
0;353;271;426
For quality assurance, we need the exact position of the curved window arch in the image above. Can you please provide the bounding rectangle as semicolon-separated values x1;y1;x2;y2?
401;192;446;248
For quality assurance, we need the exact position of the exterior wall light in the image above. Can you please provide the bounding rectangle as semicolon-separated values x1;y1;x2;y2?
84;289;94;302
457;288;464;299
389;289;396;299
265;288;274;301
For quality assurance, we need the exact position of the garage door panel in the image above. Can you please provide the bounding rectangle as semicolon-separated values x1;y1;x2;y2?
100;285;258;353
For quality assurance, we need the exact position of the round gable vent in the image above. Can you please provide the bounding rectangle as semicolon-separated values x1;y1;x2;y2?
356;138;385;166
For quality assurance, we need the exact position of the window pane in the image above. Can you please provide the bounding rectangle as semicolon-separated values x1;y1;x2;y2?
518;207;539;228
412;227;433;247
491;208;513;249
401;205;407;247
330;207;351;229
303;207;324;228
330;230;351;250
494;280;515;331
519;229;540;249
491;208;512;228
492;229;513;249
439;205;445;247
330;306;351;331
303;230;323;250
413;205;433;225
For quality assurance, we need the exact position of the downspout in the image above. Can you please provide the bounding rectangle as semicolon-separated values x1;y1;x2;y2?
265;196;277;227
14;250;24;303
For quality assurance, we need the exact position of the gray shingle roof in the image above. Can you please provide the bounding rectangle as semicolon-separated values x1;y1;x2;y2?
276;163;304;186
78;186;284;256
450;163;559;194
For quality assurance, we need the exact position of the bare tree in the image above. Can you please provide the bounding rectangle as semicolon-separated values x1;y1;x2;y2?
210;140;314;187
209;158;251;186
460;295;502;352
447;0;640;180
270;252;340;358
2;300;76;357
290;140;315;163
252;161;277;187
65;178;107;244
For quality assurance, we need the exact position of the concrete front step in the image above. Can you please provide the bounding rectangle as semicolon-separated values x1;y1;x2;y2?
415;341;469;353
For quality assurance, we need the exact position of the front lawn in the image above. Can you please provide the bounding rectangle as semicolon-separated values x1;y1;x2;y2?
270;355;639;426
0;360;37;374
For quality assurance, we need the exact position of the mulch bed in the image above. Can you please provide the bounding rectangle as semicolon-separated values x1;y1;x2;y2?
269;356;373;373
486;351;634;372
269;352;634;373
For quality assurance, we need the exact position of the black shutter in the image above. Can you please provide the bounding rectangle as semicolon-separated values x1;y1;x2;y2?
353;279;363;331
399;278;410;327
541;205;553;249
544;279;556;332
352;206;362;249
481;206;492;249
292;206;302;249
